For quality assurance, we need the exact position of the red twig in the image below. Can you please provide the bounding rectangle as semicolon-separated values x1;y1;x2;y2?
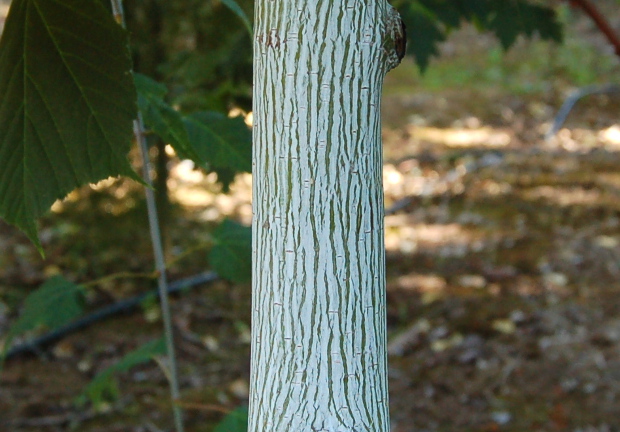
566;0;620;57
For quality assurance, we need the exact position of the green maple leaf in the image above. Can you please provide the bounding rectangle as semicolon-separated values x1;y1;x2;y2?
183;111;252;173
1;275;84;366
136;73;251;190
210;219;251;283
487;1;563;49
0;0;139;251
394;0;562;71
81;338;166;407
398;3;446;72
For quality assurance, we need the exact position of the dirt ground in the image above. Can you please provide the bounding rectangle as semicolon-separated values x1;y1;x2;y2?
2;6;620;432
383;92;620;432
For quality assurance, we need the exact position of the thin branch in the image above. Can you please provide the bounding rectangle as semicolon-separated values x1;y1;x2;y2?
108;1;185;431
545;84;620;139
567;0;620;57
133;114;185;432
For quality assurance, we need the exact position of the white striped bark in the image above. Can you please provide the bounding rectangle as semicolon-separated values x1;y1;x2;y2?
250;2;403;431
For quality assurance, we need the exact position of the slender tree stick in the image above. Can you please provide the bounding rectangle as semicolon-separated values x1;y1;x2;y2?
134;112;185;432
109;1;185;431
567;0;620;57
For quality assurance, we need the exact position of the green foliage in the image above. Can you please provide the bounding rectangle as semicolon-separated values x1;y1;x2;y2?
210;219;252;283
183;111;252;190
398;3;446;72
135;73;197;161
0;0;565;247
1;276;84;362
127;0;253;112
79;338;166;407
486;1;563;50
394;0;563;71
213;405;248;432
0;0;140;250
136;73;252;190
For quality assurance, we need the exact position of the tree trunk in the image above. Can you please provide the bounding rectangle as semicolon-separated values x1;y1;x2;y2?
250;1;404;431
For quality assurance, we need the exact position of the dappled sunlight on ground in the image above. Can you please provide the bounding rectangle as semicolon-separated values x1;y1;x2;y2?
2;90;618;430
407;125;512;148
385;219;485;257
377;81;620;430
523;185;603;207
600;124;620;147
168;160;253;225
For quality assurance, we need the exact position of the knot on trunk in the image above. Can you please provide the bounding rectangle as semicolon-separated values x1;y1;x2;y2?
384;6;406;72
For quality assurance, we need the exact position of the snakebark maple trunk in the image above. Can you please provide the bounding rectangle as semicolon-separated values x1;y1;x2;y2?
250;1;403;431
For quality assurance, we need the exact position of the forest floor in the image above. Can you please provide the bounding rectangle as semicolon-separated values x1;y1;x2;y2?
2;4;620;432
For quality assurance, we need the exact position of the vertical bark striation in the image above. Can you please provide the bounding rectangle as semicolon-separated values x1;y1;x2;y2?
250;2;400;430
